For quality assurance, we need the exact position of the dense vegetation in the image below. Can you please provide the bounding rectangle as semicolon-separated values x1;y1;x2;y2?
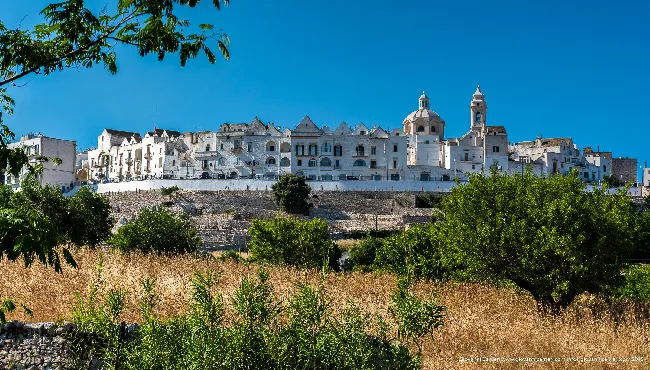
249;216;341;270
0;176;112;271
109;207;201;254
348;170;646;315
271;174;312;214
70;259;445;369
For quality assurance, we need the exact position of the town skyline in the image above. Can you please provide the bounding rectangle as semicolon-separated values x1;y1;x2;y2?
1;0;647;174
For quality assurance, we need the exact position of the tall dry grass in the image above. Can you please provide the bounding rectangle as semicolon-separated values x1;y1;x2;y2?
0;248;648;369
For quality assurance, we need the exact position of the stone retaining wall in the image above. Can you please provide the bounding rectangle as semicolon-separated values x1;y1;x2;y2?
0;321;76;370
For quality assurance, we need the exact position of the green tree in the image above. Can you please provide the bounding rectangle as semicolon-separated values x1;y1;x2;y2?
248;216;341;270
271;174;311;214
67;186;113;247
108;207;201;254
0;0;230;269
439;169;638;315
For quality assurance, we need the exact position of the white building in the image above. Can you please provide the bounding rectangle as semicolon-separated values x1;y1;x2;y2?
510;137;610;183
4;133;77;190
643;166;650;188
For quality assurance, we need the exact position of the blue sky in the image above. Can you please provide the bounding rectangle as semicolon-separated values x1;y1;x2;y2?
1;0;649;177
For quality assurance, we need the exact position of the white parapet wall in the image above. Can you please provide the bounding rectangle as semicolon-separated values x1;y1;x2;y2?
94;179;462;193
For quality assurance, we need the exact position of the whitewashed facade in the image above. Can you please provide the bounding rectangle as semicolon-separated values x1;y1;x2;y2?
4;133;77;190
78;85;613;184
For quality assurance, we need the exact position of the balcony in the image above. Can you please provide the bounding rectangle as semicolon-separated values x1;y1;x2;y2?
231;147;243;154
195;150;220;158
144;153;152;159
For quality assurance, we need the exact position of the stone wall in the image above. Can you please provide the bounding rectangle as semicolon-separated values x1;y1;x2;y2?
104;190;439;251
0;321;77;370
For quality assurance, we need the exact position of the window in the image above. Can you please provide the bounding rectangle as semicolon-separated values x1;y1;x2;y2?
393;144;398;152
309;144;318;156
234;140;240;149
370;160;377;168
393;159;397;168
334;145;342;157
353;159;366;167
425;140;430;144
172;160;176;166
355;145;365;156
371;146;377;155
266;157;276;165
269;145;275;152
297;159;302;166
296;144;305;156
219;157;226;165
220;143;224;150
247;142;253;152
159;158;163;167
431;126;436;133
206;144;211;152
322;143;331;153
280;157;290;166
492;146;500;153
476;112;481;123
417;126;425;132
320;157;332;167
360;131;366;135
603;165;606;172
464;152;469;161
334;159;340;169
308;158;317;167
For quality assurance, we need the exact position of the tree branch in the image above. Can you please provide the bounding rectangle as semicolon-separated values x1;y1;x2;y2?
0;10;143;88
106;36;140;47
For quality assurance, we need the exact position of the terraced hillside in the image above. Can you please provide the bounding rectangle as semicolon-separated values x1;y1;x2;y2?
105;190;441;250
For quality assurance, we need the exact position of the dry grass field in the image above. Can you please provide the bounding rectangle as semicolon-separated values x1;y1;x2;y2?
1;248;648;369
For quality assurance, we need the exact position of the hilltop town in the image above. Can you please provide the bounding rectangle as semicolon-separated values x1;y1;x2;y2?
5;86;648;194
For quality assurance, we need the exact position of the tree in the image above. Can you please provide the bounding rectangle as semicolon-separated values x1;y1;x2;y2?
0;0;230;269
108;207;201;254
271;174;311;214
439;169;638;315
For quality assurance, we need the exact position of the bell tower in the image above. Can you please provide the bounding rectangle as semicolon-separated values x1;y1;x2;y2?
470;85;487;130
419;91;430;110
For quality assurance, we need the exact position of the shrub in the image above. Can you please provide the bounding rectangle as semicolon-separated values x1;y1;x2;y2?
108;208;201;254
67;187;113;247
271;173;311;214
610;265;650;301
414;193;443;208
374;224;452;280
73;269;438;369
248;216;341;270
348;235;382;269
160;185;180;198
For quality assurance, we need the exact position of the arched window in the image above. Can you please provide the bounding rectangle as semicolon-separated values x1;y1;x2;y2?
353;159;366;167
476;111;482;123
266;157;276;165
266;141;276;152
417;126;425;132
308;158;317;167
430;126;436;133
280;157;290;166
295;170;305;177
320;157;332;167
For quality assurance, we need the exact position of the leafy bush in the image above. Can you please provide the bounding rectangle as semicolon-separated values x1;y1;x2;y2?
71;269;443;369
160;185;180;198
249;216;341;270
349;235;381;269
610;265;650;301
108;207;201;254
271;173;311;214
414;193;443;208
374;224;453;280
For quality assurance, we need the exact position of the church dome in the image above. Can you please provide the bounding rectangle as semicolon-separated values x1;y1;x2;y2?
403;108;445;125
403;91;446;138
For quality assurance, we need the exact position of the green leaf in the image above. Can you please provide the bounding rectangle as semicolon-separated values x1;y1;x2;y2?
63;248;77;269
